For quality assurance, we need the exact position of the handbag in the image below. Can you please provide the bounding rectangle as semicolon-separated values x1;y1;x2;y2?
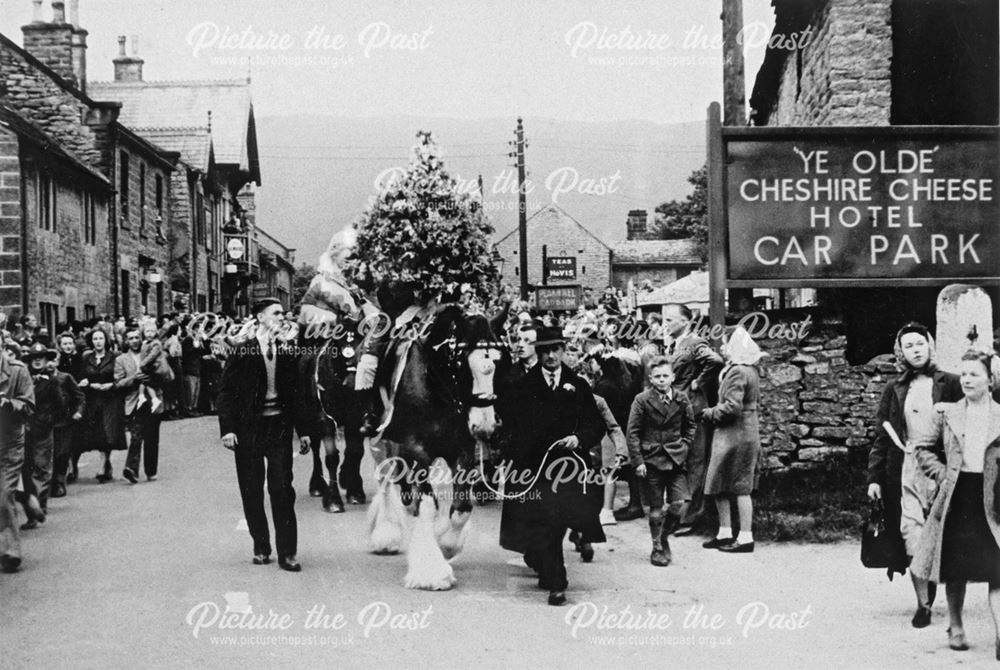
860;499;907;569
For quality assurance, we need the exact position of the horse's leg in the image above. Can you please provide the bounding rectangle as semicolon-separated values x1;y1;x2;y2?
309;431;327;497
404;474;455;591
340;420;366;503
432;451;473;560
367;452;407;554
321;422;344;513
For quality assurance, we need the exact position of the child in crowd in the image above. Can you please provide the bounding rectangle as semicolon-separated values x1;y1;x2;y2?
626;356;695;566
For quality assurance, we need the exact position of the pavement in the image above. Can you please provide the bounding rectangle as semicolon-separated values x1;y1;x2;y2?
1;415;997;669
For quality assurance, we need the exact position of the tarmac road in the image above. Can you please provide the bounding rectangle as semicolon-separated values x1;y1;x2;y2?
1;416;997;669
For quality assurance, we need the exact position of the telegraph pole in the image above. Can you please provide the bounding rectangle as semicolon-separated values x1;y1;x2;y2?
512;117;529;300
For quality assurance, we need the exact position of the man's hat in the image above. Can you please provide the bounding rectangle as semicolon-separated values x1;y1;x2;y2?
534;325;566;349
23;342;57;361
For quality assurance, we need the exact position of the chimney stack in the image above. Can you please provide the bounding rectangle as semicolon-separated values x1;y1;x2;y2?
626;209;649;240
21;0;86;91
113;34;144;82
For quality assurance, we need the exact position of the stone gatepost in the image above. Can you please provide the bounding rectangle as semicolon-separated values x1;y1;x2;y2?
935;284;994;374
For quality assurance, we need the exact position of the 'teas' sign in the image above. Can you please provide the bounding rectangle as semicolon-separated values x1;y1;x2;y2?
725;128;999;281
546;256;577;280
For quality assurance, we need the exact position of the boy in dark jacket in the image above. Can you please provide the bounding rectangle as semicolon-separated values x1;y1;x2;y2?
626;356;695;566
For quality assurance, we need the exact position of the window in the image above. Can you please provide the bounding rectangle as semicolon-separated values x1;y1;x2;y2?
119;151;130;223
196;192;206;245
65;306;76;326
120;269;130;319
84;304;96;320
139;162;146;235
81;191;97;245
38;301;58;332
197;294;207;312
155;175;164;237
38;172;55;231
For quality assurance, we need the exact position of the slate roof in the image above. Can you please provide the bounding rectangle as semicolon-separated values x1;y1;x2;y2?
611;239;701;266
131;126;213;172
88;78;258;181
0;103;110;186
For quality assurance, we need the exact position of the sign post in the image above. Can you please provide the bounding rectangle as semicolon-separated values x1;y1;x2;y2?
706;107;1000;326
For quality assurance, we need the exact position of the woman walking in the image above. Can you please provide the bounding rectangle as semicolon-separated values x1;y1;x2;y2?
700;326;763;554
78;330;125;482
866;323;962;627
911;350;1000;659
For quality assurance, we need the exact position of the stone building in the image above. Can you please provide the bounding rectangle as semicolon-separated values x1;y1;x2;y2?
610;209;701;291
0;3;177;327
493;204;612;295
89;45;266;316
740;0;999;474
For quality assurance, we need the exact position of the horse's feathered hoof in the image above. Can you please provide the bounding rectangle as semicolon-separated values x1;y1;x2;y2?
405;498;457;590
437;511;472;561
367;487;403;554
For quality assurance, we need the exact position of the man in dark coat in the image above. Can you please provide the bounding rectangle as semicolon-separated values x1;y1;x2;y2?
500;326;605;606
0;342;34;572
663;303;723;533
217;299;311;572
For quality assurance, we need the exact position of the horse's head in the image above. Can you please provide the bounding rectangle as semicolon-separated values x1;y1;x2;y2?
425;305;506;442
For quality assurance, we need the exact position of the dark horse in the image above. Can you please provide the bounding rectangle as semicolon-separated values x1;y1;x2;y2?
365;304;507;590
298;325;367;513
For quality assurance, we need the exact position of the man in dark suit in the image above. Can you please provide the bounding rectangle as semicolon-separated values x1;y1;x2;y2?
0;341;34;572
217;299;311;572
502;326;605;606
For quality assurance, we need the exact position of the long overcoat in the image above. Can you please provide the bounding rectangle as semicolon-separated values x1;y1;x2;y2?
910;400;1000;583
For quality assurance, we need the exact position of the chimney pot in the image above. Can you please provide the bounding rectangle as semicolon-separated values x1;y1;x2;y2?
68;0;79;27
117;35;127;56
52;0;66;23
31;0;43;23
131;34;139;55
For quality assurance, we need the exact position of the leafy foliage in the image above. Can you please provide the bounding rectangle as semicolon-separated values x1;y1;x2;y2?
653;164;707;264
292;262;316;306
346;131;498;303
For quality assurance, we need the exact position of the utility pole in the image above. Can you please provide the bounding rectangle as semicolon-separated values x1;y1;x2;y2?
720;0;754;317
511;117;529;300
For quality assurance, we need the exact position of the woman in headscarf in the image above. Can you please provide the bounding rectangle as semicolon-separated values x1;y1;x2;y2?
700;326;763;553
866;323;962;628
910;350;1000;657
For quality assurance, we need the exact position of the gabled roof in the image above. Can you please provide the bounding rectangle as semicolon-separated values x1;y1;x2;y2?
495;203;611;250
131;126;213;172
88;78;259;183
0;103;110;187
611;239;701;266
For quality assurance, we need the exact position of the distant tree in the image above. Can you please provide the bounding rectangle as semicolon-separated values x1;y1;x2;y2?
346;131;498;304
292;262;316;306
653;165;707;264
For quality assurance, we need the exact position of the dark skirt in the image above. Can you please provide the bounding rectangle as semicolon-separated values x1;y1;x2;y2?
941;472;1000;584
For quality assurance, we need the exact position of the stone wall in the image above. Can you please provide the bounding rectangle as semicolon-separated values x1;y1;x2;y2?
116;140;171;319
0;127;23;314
751;314;894;473
772;0;893;126
22;163;112;319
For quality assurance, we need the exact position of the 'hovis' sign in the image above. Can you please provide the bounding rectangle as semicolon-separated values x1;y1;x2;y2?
723;127;999;282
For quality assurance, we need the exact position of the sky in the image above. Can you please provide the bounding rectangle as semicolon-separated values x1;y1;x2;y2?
0;0;774;123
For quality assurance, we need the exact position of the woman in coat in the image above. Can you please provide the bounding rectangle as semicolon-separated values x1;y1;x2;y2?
866;323;962;628
77;329;125;482
911;350;1000;658
700;326;762;554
